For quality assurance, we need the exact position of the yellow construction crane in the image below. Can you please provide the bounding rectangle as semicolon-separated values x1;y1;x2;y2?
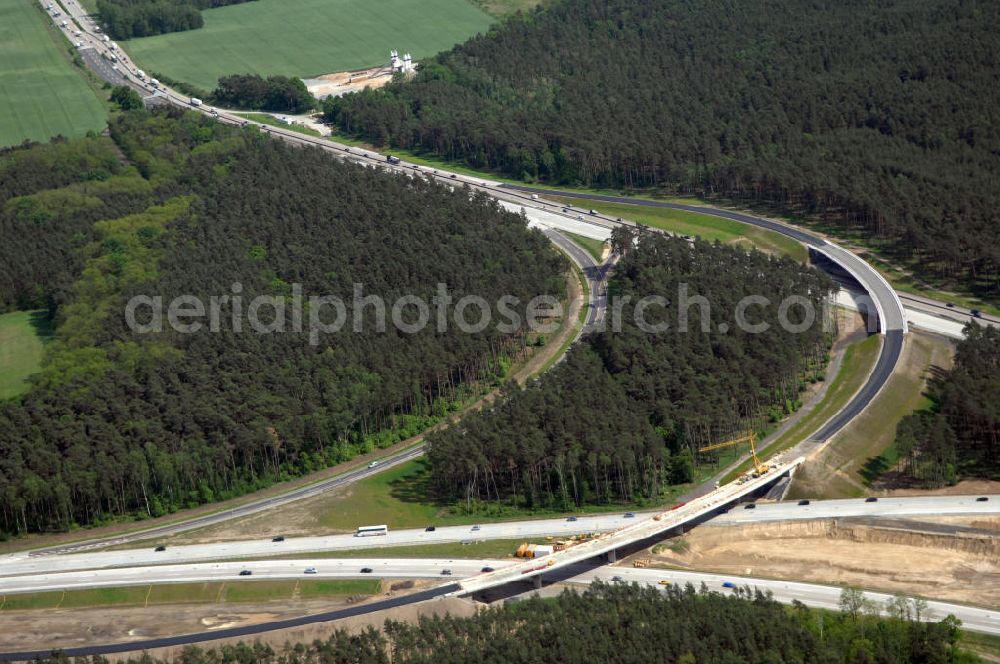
698;432;769;476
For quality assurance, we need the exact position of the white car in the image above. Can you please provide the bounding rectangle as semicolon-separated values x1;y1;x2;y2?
367;461;379;469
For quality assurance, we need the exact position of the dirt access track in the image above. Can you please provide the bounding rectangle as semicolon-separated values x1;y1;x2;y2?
645;516;999;607
0;584;476;657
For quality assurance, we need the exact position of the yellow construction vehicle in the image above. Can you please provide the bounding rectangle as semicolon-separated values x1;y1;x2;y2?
698;432;769;476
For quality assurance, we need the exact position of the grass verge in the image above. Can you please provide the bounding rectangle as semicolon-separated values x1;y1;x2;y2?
260;539;547;561
788;332;954;499
563;231;607;262
549;197;807;262
0;579;380;611
721;333;883;485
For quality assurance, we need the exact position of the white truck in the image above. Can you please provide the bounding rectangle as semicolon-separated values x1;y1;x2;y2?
135;69;146;80
149;78;159;88
189;97;203;107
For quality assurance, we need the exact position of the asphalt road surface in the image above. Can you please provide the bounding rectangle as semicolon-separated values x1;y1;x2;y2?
1;513;644;578
711;494;998;524
0;558;513;595
0;561;993;660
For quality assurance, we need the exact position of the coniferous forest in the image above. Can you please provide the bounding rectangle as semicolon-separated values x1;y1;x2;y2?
325;0;1000;297
427;227;835;508
894;324;1000;486
0;109;566;535
34;584;972;664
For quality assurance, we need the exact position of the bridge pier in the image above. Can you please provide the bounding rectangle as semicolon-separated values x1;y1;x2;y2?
533;575;542;590
606;548;617;563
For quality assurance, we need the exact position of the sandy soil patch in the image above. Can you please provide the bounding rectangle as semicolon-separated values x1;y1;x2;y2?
883;479;1000;498
304;67;395;100
0;586;476;657
643;519;999;607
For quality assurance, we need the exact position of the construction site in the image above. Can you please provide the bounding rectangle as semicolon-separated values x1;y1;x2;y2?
304;50;417;100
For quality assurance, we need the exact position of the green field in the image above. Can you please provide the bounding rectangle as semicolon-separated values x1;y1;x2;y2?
0;310;53;400
0;2;106;148
125;0;494;91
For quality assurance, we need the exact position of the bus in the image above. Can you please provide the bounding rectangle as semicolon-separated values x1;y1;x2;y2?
355;525;388;537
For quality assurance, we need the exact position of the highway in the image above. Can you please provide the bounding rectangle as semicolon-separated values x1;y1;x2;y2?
711;494;998;524
1;558;995;637
5;495;995;580
0;558;513;595
1;513;644;578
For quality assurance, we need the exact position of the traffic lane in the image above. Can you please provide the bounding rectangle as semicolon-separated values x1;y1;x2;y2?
807;330;900;442
899;292;999;326
0;558;512;595
28;445;426;556
711;494;999;524
1;513;649;577
78;49;131;88
574;568;1000;636
817;243;905;331
541;229;608;329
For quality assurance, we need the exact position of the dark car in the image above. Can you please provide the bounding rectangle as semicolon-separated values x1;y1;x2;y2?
481;566;494;573
441;569;453;576
450;174;457;179
239;570;252;576
865;497;878;503
971;308;982;318
154;545;166;552
360;567;373;574
946;302;955;308
567;516;578;522
272;535;285;542
425;526;436;532
977;496;989;502
744;503;756;509
797;499;811;506
722;581;736;589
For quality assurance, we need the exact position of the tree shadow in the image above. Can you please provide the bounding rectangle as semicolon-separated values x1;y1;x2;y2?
859;454;891;484
27;309;55;341
387;458;449;508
